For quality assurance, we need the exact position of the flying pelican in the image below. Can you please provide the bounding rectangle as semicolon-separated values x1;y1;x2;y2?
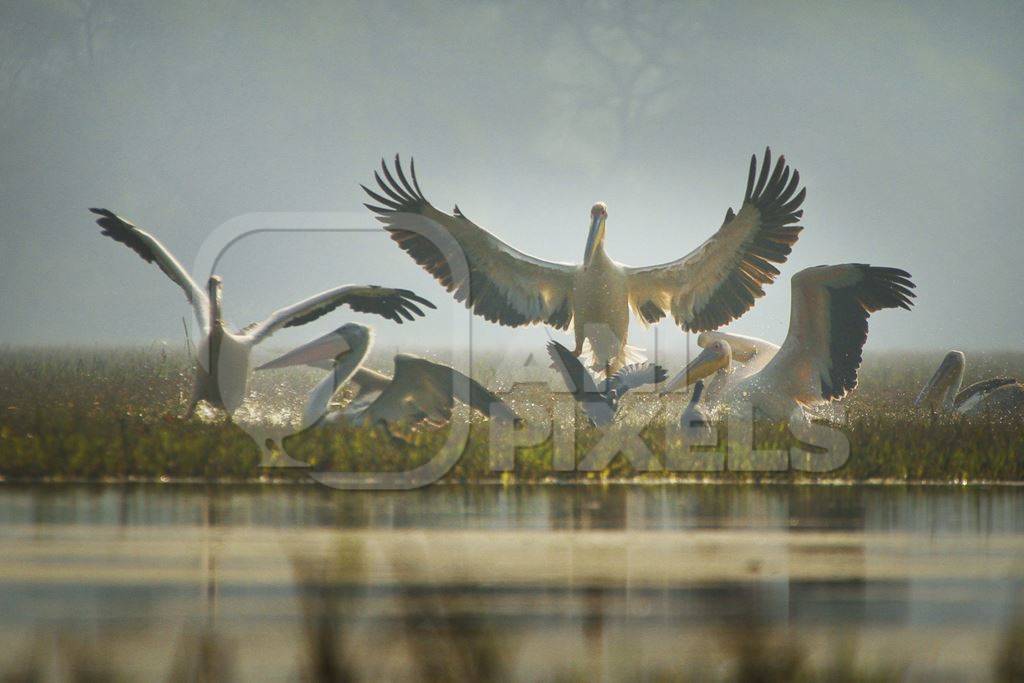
362;149;806;374
663;264;916;422
916;351;1024;417
257;323;517;430
545;340;666;426
91;209;435;417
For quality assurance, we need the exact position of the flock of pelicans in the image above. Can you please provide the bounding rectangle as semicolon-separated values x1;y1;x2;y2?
91;149;1023;440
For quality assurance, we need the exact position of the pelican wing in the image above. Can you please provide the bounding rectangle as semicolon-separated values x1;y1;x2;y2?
546;341;602;395
764;264;915;402
346;367;391;407
364;156;577;329
90;208;210;332
962;382;1024;415
607;363;668;397
624;149;805;332
363;354;516;426
548;341;624;426
242;286;435;345
954;378;1018;411
352;367;392;393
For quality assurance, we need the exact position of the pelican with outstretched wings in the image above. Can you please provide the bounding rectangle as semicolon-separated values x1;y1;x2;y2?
90;209;434;417
363;149;805;374
917;351;1024;418
257;323;516;431
663;264;916;422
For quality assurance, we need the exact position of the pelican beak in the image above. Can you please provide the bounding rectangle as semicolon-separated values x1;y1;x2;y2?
584;212;606;266
661;345;729;394
915;350;964;410
256;331;351;371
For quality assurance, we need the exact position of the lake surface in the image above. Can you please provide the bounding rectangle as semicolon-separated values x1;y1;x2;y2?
1;484;1023;680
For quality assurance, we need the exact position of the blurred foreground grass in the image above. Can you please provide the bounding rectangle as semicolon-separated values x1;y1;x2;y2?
0;347;1021;483
5;555;1024;681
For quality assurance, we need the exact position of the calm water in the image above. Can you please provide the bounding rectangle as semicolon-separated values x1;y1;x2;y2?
1;483;1023;680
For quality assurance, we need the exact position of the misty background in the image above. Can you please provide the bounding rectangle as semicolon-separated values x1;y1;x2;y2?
1;0;1021;363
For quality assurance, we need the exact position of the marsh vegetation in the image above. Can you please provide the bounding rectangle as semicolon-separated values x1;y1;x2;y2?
0;348;1021;483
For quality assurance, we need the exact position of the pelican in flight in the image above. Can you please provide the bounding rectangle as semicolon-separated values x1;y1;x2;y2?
663;264;916;422
91;209;435;417
257;323;517;431
546;340;666;427
916;351;1024;418
362;149;806;374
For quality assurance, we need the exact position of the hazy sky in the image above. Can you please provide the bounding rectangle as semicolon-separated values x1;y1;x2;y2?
1;0;1021;360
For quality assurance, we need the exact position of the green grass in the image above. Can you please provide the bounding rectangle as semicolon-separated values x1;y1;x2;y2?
0;347;1021;483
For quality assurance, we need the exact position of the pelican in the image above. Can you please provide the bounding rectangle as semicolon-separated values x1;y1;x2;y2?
679;380;714;443
91;209;435;417
362;149;806;374
546;340;666;427
688;330;780;405
257;323;517;430
663;264;916;422
916;351;1024;417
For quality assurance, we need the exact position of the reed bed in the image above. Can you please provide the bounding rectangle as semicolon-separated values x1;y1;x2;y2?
0;347;1021;483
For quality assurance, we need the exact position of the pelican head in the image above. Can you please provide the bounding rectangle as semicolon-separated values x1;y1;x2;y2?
257;322;373;371
662;340;733;393
584;202;608;266
915;350;965;412
207;274;223;297
207;275;223;321
698;331;759;363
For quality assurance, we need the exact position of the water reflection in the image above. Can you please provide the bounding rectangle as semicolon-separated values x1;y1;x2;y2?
3;483;1024;533
0;484;1022;679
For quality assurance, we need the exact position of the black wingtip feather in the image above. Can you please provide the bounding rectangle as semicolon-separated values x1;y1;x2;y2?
678;148;808;333
363;156;432;216
819;264;916;400
369;159;573;331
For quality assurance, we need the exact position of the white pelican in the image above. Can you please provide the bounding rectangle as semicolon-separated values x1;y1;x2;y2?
916;351;1024;417
91;209;435;417
362;149;806;374
663;264;916;422
545;340;667;427
688;330;780;405
257;323;517;430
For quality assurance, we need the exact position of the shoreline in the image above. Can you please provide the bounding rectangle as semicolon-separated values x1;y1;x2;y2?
2;476;1023;487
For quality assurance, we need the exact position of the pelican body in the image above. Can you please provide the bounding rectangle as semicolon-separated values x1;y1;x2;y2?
258;323;517;431
91;209;434;417
917;351;1024;418
363;150;806;374
665;264;916;422
571;211;632;369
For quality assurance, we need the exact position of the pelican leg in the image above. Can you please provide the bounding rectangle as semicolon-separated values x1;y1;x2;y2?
573;325;585;357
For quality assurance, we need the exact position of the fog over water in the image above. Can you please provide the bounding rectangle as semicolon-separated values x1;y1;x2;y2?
1;1;1021;357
